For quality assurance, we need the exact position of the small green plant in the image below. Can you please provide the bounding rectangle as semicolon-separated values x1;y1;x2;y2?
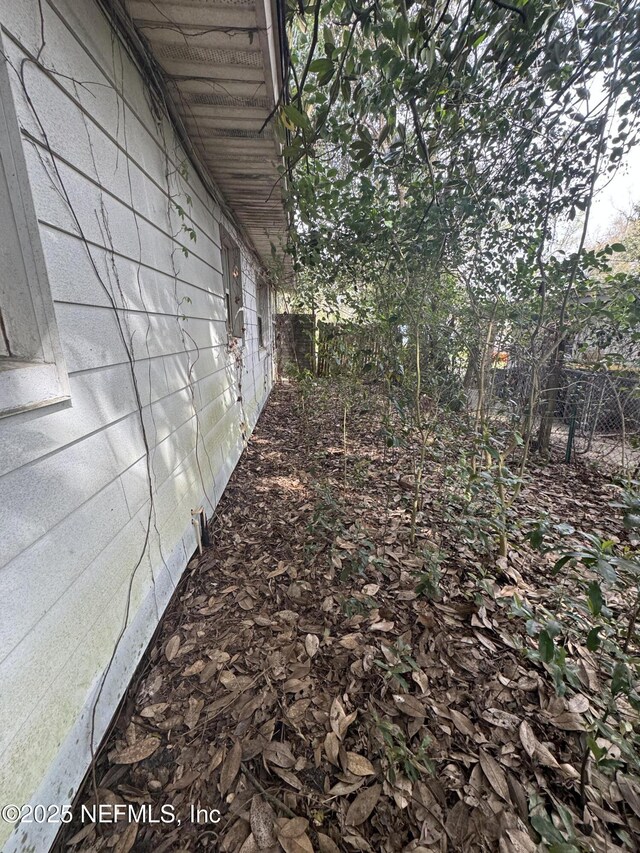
341;594;378;617
373;714;434;782
415;546;446;600
305;482;344;557
336;538;379;582
509;507;640;819
612;482;640;533
373;639;419;691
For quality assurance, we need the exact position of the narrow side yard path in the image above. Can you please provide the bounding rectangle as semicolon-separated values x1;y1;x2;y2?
62;383;639;853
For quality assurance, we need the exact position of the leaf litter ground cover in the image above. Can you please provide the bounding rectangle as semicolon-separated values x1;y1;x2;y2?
60;382;640;853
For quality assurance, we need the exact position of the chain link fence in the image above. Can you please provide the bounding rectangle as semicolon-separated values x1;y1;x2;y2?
491;362;640;474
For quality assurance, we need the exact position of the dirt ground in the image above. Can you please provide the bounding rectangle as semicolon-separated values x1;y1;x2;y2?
57;382;640;853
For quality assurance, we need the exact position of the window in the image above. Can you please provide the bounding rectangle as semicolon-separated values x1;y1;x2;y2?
220;227;243;340
257;277;270;348
0;54;69;417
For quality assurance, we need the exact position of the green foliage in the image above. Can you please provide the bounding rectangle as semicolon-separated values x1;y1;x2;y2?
415;547;444;600
373;713;434;782
280;0;640;473
374;638;419;691
306;481;344;555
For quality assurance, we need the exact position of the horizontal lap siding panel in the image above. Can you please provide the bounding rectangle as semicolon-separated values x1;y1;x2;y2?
53;303;226;373
0;0;272;847
0;362;235;664
0;477;131;662
41;226;225;317
0;409;146;566
21;146;221;287
0;353;234;537
1;0;222;243
0;494;183;807
0;348;231;479
119;379;238;518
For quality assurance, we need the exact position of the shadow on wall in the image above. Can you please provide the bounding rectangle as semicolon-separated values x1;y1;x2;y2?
0;304;261;846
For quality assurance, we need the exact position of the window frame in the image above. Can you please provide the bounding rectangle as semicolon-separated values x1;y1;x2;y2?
0;51;69;418
220;226;244;342
257;277;270;350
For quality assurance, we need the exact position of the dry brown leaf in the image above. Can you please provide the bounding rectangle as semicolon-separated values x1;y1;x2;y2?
482;708;519;729
219;670;237;689
387;775;412;809
346;752;375;776
165;634;181;662
617;774;640;818
113;823;138;853
519;720;537;758
182;660;206;677
266;563;288;578
392;693;425;718
264;741;295;768
166;769;200;792
305;634;320;658
548;711;585;731
499;828;537;853
328;779;365;797
330;697;357;740
238;832;260;853
370;620;394;632
317;832;341;853
411;669;429;693
112;737;160;765
445;799;469;848
535;740;560;769
450;709;476;737
271;766;303;790
287;698;311;724
324;732;340;765
219;740;242;795
139;702;168;719
250;795;277;849
276;817;313;853
184;697;205;730
220;818;251;852
345;784;382;826
478;750;510;802
65;822;96;846
199;660;221;683
278;833;313;853
568;694;590;714
276;817;309;839
339;633;362;650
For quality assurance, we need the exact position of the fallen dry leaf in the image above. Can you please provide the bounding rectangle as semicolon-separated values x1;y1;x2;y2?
113;823;138;853
330;696;357;740
345;752;375;776
220;740;242;795
478;750;510;802
392;693;425;718
345;784;382;826
304;634;320;658
250;795;277;849
111;737;160;765
317;832;341;853
519;720;537;758
276;817;313;853
164;634;181;662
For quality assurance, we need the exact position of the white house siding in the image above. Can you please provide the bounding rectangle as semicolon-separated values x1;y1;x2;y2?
0;0;275;849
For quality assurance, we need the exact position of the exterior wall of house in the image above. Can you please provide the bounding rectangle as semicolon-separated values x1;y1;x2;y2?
0;1;274;849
